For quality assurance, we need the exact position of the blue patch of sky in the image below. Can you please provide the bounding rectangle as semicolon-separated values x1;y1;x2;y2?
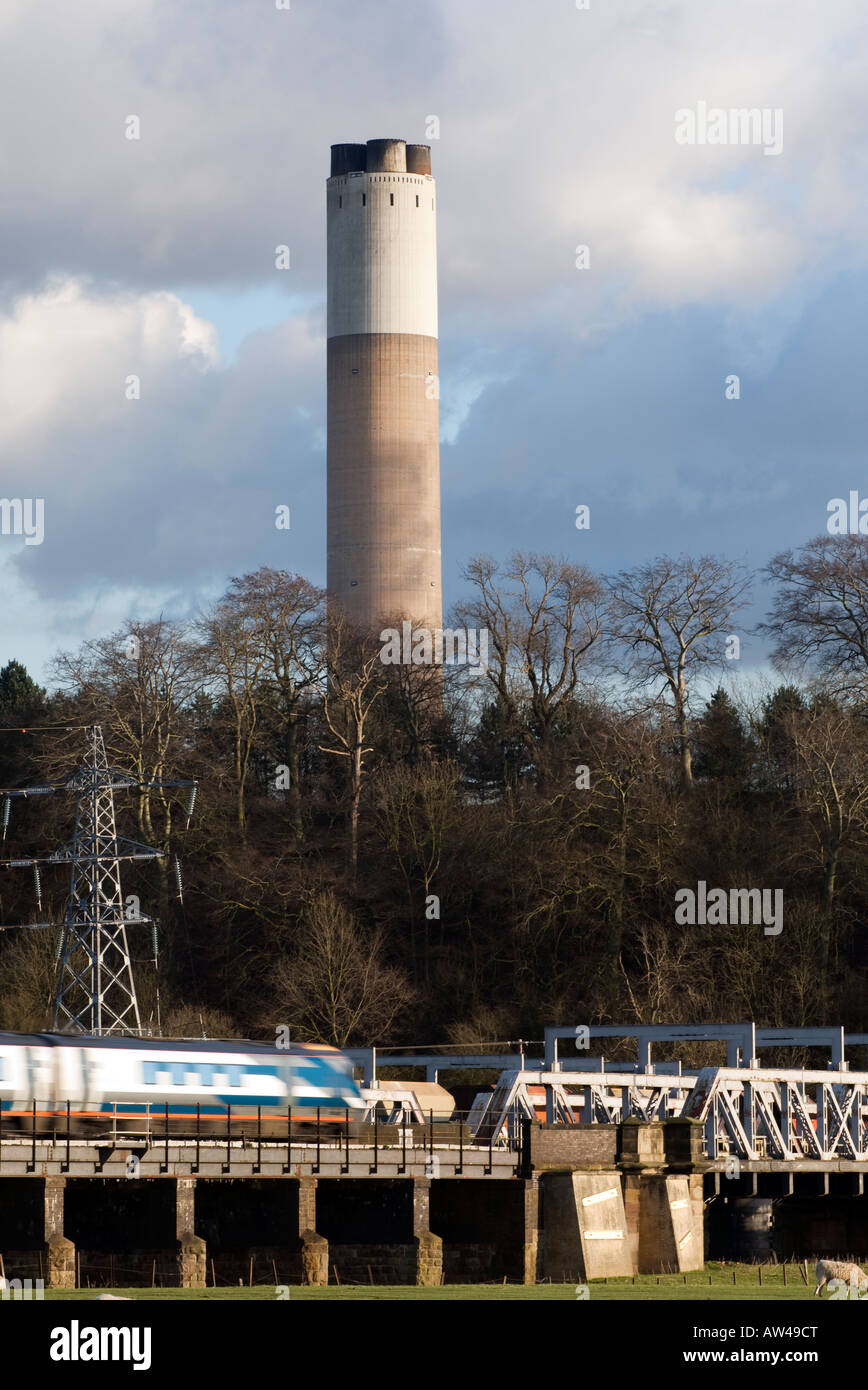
169;283;322;363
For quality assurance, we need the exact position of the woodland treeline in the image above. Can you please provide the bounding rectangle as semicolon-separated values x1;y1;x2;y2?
1;533;867;1057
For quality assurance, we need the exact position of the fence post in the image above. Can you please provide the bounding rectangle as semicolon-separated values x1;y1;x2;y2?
160;1102;169;1173
222;1105;232;1174
370;1108;378;1175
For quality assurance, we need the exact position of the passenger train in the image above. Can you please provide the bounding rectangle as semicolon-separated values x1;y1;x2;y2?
0;1032;365;1136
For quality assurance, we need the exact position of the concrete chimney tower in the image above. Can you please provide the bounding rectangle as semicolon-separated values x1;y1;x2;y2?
327;138;442;633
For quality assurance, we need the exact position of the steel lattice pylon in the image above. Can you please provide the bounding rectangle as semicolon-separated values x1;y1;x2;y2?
0;724;196;1036
54;725;150;1033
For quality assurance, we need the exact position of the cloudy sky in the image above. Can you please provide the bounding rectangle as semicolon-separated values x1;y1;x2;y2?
1;0;866;683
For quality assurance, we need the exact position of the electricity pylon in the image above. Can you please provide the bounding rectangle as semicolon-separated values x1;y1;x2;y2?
0;725;196;1035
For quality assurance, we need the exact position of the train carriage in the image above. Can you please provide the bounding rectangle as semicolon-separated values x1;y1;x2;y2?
0;1032;364;1137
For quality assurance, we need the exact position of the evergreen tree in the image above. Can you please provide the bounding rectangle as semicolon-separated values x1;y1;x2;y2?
756;684;807;795
0;660;47;723
693;687;753;785
0;660;48;788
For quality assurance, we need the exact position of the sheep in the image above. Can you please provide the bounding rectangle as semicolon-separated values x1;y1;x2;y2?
814;1259;868;1297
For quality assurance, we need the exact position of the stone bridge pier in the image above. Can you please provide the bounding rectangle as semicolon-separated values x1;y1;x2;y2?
527;1118;708;1280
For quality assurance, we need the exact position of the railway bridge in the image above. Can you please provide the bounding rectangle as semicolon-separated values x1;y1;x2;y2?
3;1020;868;1288
0;1112;866;1289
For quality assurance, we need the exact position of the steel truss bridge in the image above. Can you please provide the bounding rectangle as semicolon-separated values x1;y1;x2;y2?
351;1023;868;1164
463;1066;868;1164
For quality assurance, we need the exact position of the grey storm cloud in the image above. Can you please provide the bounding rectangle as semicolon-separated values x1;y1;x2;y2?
1;0;868;678
2;0;866;312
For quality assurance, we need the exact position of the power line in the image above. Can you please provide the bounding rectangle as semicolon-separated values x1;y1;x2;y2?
0;724;90;733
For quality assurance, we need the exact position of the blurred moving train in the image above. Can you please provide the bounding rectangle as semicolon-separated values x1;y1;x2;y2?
0;1032;365;1136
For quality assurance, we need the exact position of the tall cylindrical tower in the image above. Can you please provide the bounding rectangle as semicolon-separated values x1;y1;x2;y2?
327;137;442;633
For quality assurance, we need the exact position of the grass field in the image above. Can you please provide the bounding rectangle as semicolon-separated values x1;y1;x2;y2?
36;1263;822;1301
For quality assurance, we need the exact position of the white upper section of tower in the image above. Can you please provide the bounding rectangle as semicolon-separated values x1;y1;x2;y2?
327;172;438;340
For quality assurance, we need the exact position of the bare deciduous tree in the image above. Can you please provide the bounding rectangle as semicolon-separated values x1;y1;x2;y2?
607;554;751;789
457;552;602;782
0;930;57;1032
374;759;461;978
762;536;868;694
319;613;387;877
714;902;841;1028
788;704;868;911
618;920;713;1023
222;569;325;840
273;891;410;1046
573;708;670;954
53;618;197;849
197;585;272;838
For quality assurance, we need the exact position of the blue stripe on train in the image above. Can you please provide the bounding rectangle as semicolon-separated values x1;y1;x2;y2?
140;1061;285;1087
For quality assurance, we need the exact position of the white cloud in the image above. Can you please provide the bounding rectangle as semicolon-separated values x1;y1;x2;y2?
0;279;218;452
0;276;326;649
